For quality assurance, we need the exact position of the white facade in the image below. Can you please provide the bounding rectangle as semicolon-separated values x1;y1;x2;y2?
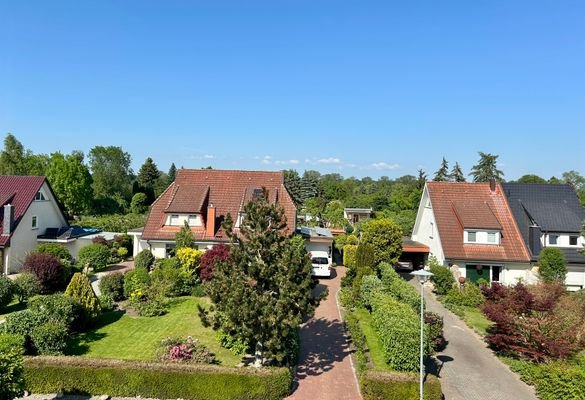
305;241;332;265
453;261;536;285
411;187;445;264
541;232;585;248
4;182;67;274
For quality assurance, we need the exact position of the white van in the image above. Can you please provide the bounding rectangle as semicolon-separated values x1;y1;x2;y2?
310;250;331;278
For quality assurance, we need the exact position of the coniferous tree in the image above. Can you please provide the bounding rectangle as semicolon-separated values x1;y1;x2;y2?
0;133;25;175
65;273;101;318
433;157;450;181
202;190;316;365
450;162;466;182
469;152;504;182
416;169;427;189
300;170;321;203
283;169;303;206
175;221;195;248
167;163;177;185
136;157;160;203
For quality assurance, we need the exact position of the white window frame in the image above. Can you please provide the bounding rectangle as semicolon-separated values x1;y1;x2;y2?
34;192;46;201
31;215;38;230
429;222;434;239
169;214;179;226
188;214;198;226
569;235;578;246
467;231;477;243
548;234;558;245
487;232;497;243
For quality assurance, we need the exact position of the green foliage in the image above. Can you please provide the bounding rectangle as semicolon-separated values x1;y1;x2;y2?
167;163;177;185
516;174;547;184
176;247;204;273
99;272;125;301
444;283;485;307
30;322;69;355
29;294;84;332
123;267;151;298
75;213;147;232
356;243;376;271
176;221;195;248
136;157;161;199
538;247;568;283
323;200;346;228
359;275;384;310
343;244;358;269
117;247;128;258
450;162;466;182
360;218;403;267
283;169;303;206
24;357;292;400
429;264;455;295
204;194;316;366
424;311;445;352
130;192;149;214
13;273;42;303
88;145;133;207
65;273;101;318
78;244;111;272
217;330;250;356
344;311;368;374
98;293;115;311
35;243;72;265
46;151;93;215
361;370;442;400
129;290;168;317
433;157;450;182
0;333;25;400
470;151;504;182
134;249;155;270
379;262;421;311
0;276;14;309
151;258;198;297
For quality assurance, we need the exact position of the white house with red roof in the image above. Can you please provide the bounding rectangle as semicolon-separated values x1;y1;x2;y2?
411;181;534;285
0;176;68;274
130;169;297;258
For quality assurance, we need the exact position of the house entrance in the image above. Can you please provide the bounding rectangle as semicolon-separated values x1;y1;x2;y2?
465;264;502;284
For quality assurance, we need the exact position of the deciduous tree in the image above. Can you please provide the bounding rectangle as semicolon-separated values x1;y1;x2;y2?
88;146;133;205
46;152;93;216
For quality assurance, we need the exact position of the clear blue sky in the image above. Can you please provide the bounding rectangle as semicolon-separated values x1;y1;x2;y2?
1;1;584;180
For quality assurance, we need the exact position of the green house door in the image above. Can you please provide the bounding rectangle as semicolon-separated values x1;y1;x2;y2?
466;265;490;284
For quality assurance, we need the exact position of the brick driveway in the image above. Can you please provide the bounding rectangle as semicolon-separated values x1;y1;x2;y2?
287;266;362;400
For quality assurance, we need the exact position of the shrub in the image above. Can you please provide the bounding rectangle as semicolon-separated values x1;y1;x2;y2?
23;253;66;293
99;272;125;301
343;244;358;270
176;248;203;274
78;244;111;272
360;218;403;267
199;244;231;281
113;234;133;256
134;249;155;270
131;192;149;214
29;294;83;331
123;267;151;298
75;213;147;233
30;322;69;355
128;286;167;317
359;275;384;310
175;221;195;248
91;235;109;247
361;370;442;400
217;330;250;356
444;283;485;307
356;243;376;272
65;273;101;318
24;356;292;400
151;258;196;297
425;311;445;352
0;276;14;309
13;273;42;303
34;243;72;265
344;311;368;374
429;264;455;295
482;283;585;362
379;262;421;311
157;336;218;364
538;247;567;283
98;293;115;311
0;334;25;400
117;247;128;258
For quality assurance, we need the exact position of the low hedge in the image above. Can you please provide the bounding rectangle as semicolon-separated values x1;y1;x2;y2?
379;262;421;311
361;370;442;400
24;356;291;400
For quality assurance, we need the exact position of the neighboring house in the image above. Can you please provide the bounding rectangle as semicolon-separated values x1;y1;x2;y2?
344;208;372;225
411;181;533;285
298;226;334;263
0;176;68;274
131;169;297;258
502;183;585;290
38;228;121;260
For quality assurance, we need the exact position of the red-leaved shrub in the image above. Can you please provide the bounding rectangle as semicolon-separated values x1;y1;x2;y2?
91;235;109;247
198;244;231;281
482;282;585;362
23;253;67;293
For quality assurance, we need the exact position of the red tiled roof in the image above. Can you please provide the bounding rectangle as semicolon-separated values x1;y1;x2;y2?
427;182;530;263
142;169;297;242
0;176;46;246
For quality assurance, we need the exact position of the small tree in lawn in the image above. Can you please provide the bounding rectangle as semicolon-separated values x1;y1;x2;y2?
538;247;567;283
65;273;101;318
176;221;195;248
202;189;316;366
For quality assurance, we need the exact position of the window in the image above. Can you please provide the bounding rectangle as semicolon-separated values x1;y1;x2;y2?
169;214;179;226
492;266;501;282
468;231;477;242
549;234;558;245
34;192;46;201
188;215;197;225
487;232;497;243
430;222;434;238
570;236;578;246
31;216;38;229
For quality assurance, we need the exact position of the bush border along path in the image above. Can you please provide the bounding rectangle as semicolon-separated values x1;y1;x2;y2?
25;356;291;400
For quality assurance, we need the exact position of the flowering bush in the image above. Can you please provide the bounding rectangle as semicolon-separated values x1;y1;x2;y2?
157;336;217;364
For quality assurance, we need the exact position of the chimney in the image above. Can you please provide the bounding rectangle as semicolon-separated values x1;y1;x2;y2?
206;204;216;238
2;204;14;236
489;179;496;192
528;225;542;257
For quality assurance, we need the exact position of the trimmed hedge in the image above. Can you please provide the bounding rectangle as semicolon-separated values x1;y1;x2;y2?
379;262;421;311
361;370;442;400
24;356;292;400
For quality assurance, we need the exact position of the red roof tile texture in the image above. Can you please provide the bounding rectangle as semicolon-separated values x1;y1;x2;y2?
427;182;530;263
142;169;297;242
0;176;46;246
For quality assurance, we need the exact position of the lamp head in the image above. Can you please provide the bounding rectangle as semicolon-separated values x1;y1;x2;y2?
410;269;434;283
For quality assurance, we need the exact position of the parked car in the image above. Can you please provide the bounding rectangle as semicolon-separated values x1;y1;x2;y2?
394;261;413;271
310;251;332;278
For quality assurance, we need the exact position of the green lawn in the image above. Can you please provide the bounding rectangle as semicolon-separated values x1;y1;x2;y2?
67;296;242;366
0;299;26;319
444;303;492;336
354;307;393;372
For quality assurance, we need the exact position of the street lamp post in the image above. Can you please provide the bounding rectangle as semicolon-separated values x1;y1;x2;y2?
411;268;433;400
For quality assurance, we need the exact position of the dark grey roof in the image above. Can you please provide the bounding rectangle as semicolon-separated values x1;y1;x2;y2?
298;226;333;239
562;248;585;265
502;183;585;263
38;226;101;240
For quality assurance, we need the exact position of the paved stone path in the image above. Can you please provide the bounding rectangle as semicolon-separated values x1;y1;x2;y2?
287;266;362;400
418;280;538;400
90;261;134;296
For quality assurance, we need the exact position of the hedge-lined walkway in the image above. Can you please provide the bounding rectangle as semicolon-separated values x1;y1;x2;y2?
287;266;361;400
417;280;537;400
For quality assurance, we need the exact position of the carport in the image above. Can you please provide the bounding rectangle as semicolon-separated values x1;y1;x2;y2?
399;237;429;270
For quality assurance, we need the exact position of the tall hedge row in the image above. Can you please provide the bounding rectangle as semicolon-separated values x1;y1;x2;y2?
379;262;421;311
361;370;442;400
24;357;291;400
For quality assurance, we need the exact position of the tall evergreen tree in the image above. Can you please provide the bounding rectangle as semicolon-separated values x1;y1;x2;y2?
136;157;160;203
469;152;504;182
433;157;450;181
450;162;466;182
202;191;316;365
283;169;303;205
0;133;25;175
300;170;321;203
416;169;427;189
167;163;177;185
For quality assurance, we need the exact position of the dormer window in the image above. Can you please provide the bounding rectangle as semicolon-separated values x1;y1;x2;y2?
188;215;198;225
487;232;497;243
464;229;500;245
34;192;46;201
570;236;578;246
169;214;179;226
467;231;477;242
548;234;558;245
